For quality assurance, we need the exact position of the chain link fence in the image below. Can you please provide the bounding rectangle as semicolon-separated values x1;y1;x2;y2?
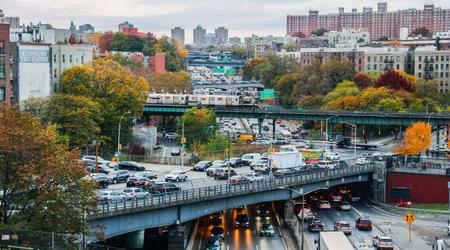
0;228;81;250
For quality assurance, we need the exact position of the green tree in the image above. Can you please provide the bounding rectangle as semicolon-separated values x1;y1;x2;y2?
357;87;392;110
312;28;329;37
0;105;96;233
375;97;405;111
154;36;185;72
204;133;231;153
178;107;215;147
414;79;441;101
322;80;360;104
243;57;267;80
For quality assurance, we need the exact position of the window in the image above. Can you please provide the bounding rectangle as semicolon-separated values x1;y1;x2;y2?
69;55;72;63
397;56;400;62
81;56;84;63
0;58;4;79
62;55;65;63
418;72;422;77
374;64;377;70
0;41;4;54
368;56;371;62
396;64;400;70
0;87;4;102
418;64;422;70
53;54;56;63
418;56;422;61
54;69;57;78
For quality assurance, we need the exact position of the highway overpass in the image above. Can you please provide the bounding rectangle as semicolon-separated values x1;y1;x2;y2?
87;164;373;240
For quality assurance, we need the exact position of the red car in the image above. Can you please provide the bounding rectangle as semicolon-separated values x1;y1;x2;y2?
355;218;372;231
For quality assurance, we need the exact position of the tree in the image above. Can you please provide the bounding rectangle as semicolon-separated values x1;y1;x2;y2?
414;79;441;101
253;55;296;88
375;97;405;111
322;80;360;104
243;57;267;80
68;34;78;45
298;95;324;109
98;32;113;52
312;28;329;37
178;107;215;147
60;58;149;150
0;105;96;233
376;70;415;92
230;48;248;60
357;87;392;110
394;122;432;156
143;70;191;93
352;73;375;89
204;133;231;153
292;31;306;38
275;72;300;106
282;44;296;52
327;96;359;110
154;36;185;72
410;27;431;38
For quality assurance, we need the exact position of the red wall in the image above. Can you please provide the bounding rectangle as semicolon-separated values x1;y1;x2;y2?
386;172;450;204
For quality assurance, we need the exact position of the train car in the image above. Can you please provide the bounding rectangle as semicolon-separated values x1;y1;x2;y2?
147;93;188;105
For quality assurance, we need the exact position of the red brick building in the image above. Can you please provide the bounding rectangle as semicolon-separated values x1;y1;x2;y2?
287;3;450;41
0;23;11;105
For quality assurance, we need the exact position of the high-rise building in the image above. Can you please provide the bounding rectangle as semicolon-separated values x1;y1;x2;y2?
193;25;206;47
79;24;95;33
118;21;134;32
287;3;450;41
171;27;185;44
229;36;241;45
215;27;228;44
0;23;12;105
0;9;20;29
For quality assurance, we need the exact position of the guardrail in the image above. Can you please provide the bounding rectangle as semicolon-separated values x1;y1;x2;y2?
89;164;374;219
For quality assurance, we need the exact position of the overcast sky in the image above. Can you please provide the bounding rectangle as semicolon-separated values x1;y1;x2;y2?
2;0;450;43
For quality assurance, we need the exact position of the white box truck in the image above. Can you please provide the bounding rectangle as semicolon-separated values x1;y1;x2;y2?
270;152;305;171
319;232;353;250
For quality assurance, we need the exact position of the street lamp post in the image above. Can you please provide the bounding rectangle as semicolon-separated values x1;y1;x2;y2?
279;187;305;250
181;117;186;169
343;122;357;159
117;111;131;161
325;115;338;150
428;112;434;125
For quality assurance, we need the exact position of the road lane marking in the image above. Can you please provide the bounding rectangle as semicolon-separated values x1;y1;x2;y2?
336;212;341;216
352;206;365;218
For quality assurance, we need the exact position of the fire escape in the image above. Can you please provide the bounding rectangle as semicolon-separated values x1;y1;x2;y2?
423;57;434;80
383;57;395;71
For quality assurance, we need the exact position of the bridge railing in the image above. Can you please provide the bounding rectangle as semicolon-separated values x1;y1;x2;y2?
90;163;374;218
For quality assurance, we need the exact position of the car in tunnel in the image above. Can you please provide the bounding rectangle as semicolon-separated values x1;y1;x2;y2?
206;235;221;250
259;223;275;236
355;218;373;231
338;201;352;211
235;214;250;228
210;226;225;239
209;212;223;224
257;204;271;217
308;217;325;232
334;220;352;235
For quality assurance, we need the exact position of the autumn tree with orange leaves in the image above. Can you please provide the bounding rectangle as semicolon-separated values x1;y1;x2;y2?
394;122;432;156
0;105;97;234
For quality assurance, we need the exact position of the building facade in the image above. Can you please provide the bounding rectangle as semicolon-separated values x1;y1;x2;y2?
299;47;364;72
325;28;370;48
229;36;241;45
14;43;51;102
51;44;93;91
0;23;11;104
171;27;185;44
287;3;450;41
362;47;409;73
0;10;20;29
414;47;450;93
193;25;206;47
215;27;228;45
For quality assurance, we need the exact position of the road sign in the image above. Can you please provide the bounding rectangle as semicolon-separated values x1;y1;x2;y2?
403;212;416;224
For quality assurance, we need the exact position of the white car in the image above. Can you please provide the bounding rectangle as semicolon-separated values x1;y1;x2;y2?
316;160;337;169
324;152;340;160
81;155;112;167
165;170;188;182
243;172;264;182
339;201;352;211
122;188;149;200
97;190;125;203
373;235;394;249
356;158;369;165
319;200;331;209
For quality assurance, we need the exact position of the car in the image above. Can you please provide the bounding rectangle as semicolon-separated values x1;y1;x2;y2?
274;138;290;145
319;200;331;209
134;171;157;180
308;217;325;232
252;159;270;172
227;175;248;185
334;220;352;235
324;152;340;160
373;235;394;249
274;168;297;177
354;242;375;250
339;201;352;211
97;190;125;203
332;194;343;202
209;212;223;224
107;170;130;184
206;166;226;177
86;162;114;174
81;155;112;167
316;160;337;169
87;173;110;189
241;153;262;166
339;187;351;195
228;157;244;168
116;161;145;171
205;236;221;250
298;209;316;221
126;177;151;188
235;214;250;228
122;188;149;200
165;170;188;182
257;204;270;217
194;161;213;171
356;157;370;165
213;169;237;180
165;132;177;142
171;148;181;156
355;218;373;231
259;223;275;236
210;226;225;239
243;172;264;182
146;182;181;194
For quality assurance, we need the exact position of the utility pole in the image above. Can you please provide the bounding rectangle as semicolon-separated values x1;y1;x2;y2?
181;118;186;169
227;130;231;180
301;189;305;250
117;111;131;161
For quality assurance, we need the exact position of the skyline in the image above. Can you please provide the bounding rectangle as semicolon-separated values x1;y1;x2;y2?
3;0;450;43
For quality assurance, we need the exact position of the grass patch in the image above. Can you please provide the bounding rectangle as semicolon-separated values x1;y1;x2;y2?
414;204;449;210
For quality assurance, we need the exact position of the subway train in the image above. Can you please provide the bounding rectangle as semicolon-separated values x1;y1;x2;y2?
147;93;256;106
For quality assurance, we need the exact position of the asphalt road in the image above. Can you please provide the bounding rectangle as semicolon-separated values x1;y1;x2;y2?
191;203;286;250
